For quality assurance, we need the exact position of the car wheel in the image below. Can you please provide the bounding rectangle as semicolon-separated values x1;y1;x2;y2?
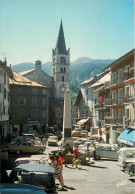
16;150;21;154
38;149;43;154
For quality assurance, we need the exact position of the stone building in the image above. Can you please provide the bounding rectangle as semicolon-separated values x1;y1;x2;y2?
20;21;70;129
9;72;48;135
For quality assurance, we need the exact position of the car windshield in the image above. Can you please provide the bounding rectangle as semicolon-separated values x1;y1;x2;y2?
126;151;135;159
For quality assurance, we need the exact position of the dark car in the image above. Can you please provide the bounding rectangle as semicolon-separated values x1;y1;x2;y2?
9;164;57;193
54;131;62;140
126;162;135;177
0;183;47;194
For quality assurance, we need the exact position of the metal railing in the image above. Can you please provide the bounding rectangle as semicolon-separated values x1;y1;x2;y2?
105;77;124;88
104;98;124;105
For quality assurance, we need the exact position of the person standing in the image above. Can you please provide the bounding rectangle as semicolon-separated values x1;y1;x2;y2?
49;154;63;190
58;152;64;186
86;146;90;162
63;143;73;167
72;145;79;168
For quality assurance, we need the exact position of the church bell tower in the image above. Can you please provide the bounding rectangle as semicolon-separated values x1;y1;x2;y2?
52;20;70;99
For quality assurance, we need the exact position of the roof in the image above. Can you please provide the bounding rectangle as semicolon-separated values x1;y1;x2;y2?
74;88;85;106
118;128;135;146
56;20;66;54
89;72;111;88
0;60;13;78
14;164;54;173
19;69;35;75
80;76;95;86
119;147;135;152
9;72;47;88
104;49;135;71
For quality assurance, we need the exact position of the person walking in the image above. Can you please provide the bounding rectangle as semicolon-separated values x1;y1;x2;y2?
86;146;90;162
49;154;63;190
72;145;79;168
58;152;64;186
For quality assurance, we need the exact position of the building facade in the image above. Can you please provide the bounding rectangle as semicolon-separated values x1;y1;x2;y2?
9;72;48;135
0;60;13;142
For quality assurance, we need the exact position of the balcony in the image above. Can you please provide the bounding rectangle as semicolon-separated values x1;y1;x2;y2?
104;117;123;125
104;77;124;90
95;103;105;109
124;68;134;83
124;96;135;104
105;98;124;106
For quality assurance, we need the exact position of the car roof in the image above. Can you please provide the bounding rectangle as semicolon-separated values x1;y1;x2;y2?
1;183;46;193
15;157;40;162
14;164;54;173
119;147;135;151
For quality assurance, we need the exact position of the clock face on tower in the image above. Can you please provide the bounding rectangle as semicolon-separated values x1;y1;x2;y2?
59;86;66;93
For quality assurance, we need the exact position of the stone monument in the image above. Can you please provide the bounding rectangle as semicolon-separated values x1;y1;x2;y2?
62;89;73;149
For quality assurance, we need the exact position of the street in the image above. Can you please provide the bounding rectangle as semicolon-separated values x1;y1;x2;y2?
8;143;135;194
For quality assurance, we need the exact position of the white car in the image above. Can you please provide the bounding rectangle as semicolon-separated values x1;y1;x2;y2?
118;147;135;169
48;136;58;146
95;144;119;160
78;141;99;156
15;157;45;166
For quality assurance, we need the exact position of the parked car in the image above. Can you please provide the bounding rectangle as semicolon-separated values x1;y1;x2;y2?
118;147;135;170
0;183;47;194
14;157;45;167
79;141;99;156
72;131;87;138
54;131;62;140
22;134;36;139
8;141;46;154
126;162;135;177
9;164;57;193
48;136;58;146
95;144;119;160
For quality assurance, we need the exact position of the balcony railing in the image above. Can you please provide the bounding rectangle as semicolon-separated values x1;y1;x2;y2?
105;77;124;88
124;96;135;103
95;103;105;109
104;117;123;125
124;69;134;81
104;98;124;105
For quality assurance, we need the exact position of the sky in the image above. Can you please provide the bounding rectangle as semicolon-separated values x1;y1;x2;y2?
0;0;134;65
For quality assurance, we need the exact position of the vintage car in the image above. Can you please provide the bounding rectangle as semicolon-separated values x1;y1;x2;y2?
78;141;99;156
0;183;47;194
9;164;57;193
48;136;58;146
14;157;45;167
126;162;135;177
118;147;135;169
95;144;119;160
72;131;88;138
8;141;46;154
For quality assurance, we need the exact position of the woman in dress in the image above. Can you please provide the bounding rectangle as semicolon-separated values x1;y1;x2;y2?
50;154;63;189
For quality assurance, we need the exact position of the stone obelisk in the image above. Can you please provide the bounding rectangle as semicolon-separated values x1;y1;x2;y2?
62;89;73;148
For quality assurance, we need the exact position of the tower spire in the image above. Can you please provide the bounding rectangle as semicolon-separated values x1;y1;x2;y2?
56;20;66;54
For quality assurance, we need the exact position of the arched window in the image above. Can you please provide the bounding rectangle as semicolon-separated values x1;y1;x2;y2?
61;67;63;73
64;67;66;73
62;76;64;82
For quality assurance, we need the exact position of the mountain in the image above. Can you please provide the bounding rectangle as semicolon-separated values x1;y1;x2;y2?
11;57;115;89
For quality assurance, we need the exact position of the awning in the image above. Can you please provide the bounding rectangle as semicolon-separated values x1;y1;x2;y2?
98;96;104;102
77;118;89;125
118;128;135;146
26;121;39;126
